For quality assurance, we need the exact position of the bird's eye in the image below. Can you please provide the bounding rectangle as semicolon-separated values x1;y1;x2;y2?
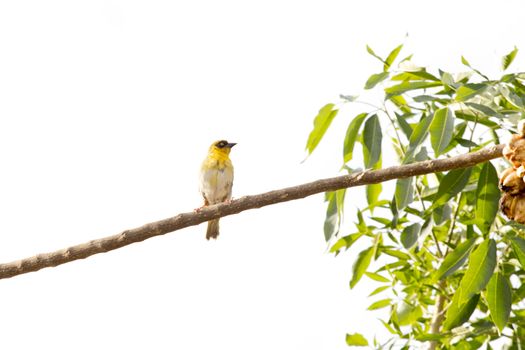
216;141;227;148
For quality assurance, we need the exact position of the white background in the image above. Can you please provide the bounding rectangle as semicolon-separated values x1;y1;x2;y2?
0;1;524;349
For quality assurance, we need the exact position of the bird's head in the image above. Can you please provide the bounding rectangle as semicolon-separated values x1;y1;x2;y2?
209;140;236;156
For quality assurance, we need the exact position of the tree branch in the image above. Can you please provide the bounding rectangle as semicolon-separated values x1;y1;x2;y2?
427;280;447;350
0;144;504;280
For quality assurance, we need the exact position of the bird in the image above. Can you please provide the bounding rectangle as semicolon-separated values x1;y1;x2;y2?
199;139;236;239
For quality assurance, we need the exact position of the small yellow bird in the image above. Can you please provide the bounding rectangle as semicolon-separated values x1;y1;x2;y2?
199;140;236;240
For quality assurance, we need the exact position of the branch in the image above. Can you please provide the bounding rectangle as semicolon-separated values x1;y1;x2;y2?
0;144;504;280
427;280;447;350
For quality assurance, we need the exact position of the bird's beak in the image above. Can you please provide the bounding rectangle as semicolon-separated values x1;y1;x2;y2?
226;143;237;148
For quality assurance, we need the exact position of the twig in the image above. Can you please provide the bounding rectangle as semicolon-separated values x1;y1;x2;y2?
0;144;504;280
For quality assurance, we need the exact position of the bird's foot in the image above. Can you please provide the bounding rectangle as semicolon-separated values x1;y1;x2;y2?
194;205;207;213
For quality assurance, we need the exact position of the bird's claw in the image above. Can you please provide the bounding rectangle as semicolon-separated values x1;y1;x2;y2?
194;205;206;213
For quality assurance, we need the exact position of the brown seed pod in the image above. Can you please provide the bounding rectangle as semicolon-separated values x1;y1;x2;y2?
500;167;525;195
500;192;525;224
517;165;525;178
503;134;525;168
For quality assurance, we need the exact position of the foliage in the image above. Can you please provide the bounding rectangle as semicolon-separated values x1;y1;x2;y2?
306;45;525;348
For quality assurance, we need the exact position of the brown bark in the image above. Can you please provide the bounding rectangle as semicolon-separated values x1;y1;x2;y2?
427;280;446;350
0;144;504;280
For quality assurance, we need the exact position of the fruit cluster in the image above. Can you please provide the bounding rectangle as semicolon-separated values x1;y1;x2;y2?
500;121;525;223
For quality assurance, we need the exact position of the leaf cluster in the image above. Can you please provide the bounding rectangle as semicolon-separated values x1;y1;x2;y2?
306;45;525;348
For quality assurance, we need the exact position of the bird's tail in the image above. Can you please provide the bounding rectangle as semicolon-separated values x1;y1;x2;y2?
206;219;220;240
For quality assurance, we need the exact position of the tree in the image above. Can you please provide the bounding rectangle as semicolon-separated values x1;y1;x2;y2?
0;44;521;350
305;45;524;349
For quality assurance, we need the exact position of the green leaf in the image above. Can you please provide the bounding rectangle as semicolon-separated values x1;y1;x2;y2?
430;167;472;210
369;285;389;297
379;319;399;336
323;190;345;241
510;236;525;268
403;114;433;163
513;282;525;303
391;70;439;82
456;138;479;148
395;177;414;211
433;203;452;226
455;110;498;128
460;56;489;80
486;272;512;332
389;95;411;113
415;145;429;160
420;217;433;240
340;94;359;102
336;188;346;218
430;107;455;155
457;239;497;306
366;158;382;207
400;223;421;249
465;102;499;117
305;103;338;154
441;71;455;87
399;53;413;64
366;45;386;64
382;249;410;260
365;72;389;89
443;293;480;331
396;301;423;326
350;247;374;289
395;113;413;140
366;183;382;208
501;86;524;108
324;192;337;242
365;271;390;283
370;216;391;225
415;334;445;342
330;232;364;254
343;113;368;163
384;44;403;71
475;162;500;234
356;209;367;233
503;72;521;82
435;237;477;280
362;114;382;168
502;46;518;71
455;84;488;102
413;95;438;102
385;81;442;96
368;298;391;310
346;333;368;346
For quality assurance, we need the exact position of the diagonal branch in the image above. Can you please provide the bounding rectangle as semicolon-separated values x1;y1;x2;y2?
0;144;504;280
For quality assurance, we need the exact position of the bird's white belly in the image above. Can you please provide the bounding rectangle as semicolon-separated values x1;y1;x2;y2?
200;166;233;204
